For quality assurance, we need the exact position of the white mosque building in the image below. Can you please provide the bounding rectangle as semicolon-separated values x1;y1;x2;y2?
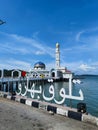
28;43;73;81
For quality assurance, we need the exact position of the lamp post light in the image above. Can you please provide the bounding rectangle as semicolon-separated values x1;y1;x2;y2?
0;19;6;25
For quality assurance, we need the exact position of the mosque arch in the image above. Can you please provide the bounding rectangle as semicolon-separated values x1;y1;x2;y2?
12;69;21;77
52;72;55;77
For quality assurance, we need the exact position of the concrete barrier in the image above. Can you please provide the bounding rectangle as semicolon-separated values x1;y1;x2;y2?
11;96;16;100
68;110;82;121
39;102;47;110
47;105;57;114
7;95;11;100
0;92;4;97
20;98;26;104
57;108;68;116
3;94;7;98
82;114;98;126
15;97;21;102
25;99;32;106
32;101;39;108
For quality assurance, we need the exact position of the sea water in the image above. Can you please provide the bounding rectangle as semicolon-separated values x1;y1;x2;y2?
43;76;98;117
60;75;98;117
75;75;98;117
18;75;98;117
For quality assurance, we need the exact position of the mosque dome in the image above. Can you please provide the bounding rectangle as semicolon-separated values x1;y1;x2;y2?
34;61;46;70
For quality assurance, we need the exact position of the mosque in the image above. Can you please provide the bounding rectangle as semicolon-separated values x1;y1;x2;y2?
28;43;73;80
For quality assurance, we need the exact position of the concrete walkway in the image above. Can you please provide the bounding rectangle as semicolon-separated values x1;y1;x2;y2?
0;98;98;130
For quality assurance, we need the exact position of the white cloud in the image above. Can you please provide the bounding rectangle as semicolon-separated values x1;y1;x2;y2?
0;32;56;70
35;51;45;55
76;30;85;42
10;33;55;57
0;32;55;57
79;64;96;71
76;27;98;43
46;61;55;70
60;60;98;75
0;42;31;54
0;59;31;70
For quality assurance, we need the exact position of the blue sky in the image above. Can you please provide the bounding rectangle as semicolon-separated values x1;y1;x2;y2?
0;0;98;74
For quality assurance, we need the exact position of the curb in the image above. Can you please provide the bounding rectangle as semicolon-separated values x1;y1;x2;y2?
68;110;82;121
0;92;98;127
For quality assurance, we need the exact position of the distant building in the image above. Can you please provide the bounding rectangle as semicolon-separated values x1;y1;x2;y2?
28;43;73;80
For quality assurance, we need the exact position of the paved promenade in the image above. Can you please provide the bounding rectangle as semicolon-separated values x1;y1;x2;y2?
0;98;98;130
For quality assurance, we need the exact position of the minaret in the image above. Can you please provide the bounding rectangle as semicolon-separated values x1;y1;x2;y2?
56;42;60;69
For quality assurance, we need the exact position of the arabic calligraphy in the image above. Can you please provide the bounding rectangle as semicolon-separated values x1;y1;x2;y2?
16;77;84;105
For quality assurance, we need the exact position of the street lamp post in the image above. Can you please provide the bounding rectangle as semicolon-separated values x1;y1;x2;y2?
0;19;5;92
